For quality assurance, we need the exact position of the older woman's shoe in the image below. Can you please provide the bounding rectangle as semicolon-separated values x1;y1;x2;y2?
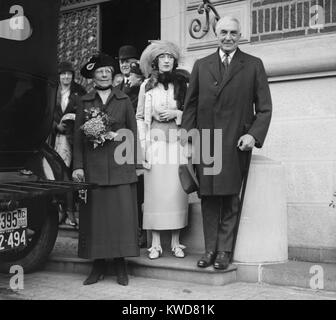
197;251;216;268
148;246;162;259
213;251;230;270
83;259;106;285
114;257;129;286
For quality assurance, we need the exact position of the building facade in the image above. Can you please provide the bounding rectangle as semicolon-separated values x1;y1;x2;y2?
60;0;336;262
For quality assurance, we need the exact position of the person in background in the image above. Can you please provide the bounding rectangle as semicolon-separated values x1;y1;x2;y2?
50;61;86;227
128;61;147;248
112;73;124;87
136;40;190;260
117;47;147;248
115;45;139;107
128;61;145;110
73;53;139;286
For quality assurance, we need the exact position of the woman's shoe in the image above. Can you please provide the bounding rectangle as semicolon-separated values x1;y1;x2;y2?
83;259;106;285
172;244;186;258
147;246;162;260
114;258;129;286
65;211;78;229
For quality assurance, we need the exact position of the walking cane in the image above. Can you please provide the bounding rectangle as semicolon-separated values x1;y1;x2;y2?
230;150;252;262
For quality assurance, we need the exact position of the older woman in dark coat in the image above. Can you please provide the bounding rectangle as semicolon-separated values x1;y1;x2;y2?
72;53;139;286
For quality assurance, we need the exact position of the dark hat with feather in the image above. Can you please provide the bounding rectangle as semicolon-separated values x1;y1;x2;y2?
80;53;116;79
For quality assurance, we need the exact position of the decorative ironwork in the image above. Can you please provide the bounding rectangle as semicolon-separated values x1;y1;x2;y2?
189;0;221;39
58;6;99;90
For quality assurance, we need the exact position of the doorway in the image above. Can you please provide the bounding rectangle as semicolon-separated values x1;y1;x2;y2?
100;0;161;68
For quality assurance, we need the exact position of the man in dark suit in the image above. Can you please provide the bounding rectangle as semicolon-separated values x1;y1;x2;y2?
116;45;140;110
181;16;272;270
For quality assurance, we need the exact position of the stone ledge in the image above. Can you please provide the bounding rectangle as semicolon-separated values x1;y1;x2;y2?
234;260;336;292
46;249;237;286
289;246;336;264
127;251;237;286
260;261;336;292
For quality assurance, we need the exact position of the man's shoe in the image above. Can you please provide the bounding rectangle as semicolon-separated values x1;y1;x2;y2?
214;251;230;270
197;251;216;268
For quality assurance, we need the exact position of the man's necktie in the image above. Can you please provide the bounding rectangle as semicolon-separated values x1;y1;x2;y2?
222;53;230;73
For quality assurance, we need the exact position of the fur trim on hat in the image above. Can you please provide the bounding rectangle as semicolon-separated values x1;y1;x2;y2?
140;40;181;78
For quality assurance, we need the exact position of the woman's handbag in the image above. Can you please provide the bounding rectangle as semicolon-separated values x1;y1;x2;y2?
178;158;199;194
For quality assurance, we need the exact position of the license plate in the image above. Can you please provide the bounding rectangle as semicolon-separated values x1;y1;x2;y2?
0;208;28;252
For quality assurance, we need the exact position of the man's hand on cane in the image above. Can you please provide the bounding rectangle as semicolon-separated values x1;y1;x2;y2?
237;134;255;151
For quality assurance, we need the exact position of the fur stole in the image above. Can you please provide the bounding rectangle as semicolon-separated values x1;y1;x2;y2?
145;69;190;111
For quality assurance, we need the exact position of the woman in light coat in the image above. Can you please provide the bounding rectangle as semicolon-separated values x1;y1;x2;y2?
136;40;190;259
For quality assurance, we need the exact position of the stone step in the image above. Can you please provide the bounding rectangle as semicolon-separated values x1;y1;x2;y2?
46;236;237;286
57;224;78;239
51;232;336;291
127;251;237;286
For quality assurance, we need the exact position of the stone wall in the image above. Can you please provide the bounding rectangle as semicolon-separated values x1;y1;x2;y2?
161;0;336;261
251;0;336;42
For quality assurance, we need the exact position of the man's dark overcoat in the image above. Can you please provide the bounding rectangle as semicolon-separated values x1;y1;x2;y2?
182;48;272;196
116;80;140;113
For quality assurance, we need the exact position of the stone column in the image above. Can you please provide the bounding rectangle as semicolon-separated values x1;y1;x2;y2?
233;155;288;263
180;155;288;264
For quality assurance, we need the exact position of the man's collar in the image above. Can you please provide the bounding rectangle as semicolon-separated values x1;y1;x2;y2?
219;48;237;61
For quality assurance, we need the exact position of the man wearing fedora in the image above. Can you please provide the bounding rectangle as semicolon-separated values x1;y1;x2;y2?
181;16;272;270
116;45;146;248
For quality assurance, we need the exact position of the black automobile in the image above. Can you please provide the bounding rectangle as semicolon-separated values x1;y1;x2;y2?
0;0;91;272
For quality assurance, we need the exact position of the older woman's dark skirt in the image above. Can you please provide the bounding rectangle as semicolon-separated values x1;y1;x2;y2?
78;183;139;259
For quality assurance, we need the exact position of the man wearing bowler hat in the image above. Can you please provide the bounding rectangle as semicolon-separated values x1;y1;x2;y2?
116;45;139;93
116;45;146;248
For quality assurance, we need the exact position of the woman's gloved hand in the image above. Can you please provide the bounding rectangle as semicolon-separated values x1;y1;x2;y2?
159;110;177;122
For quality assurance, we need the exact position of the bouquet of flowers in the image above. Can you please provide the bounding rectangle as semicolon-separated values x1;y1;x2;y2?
81;107;118;149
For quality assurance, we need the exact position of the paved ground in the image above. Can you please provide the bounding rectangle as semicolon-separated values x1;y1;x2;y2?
1;271;336;300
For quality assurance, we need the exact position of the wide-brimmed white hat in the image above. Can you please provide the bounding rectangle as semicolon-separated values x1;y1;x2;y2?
139;40;180;78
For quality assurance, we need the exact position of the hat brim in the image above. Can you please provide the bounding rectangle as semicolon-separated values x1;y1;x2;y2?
139;40;180;78
80;61;115;79
118;55;138;60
